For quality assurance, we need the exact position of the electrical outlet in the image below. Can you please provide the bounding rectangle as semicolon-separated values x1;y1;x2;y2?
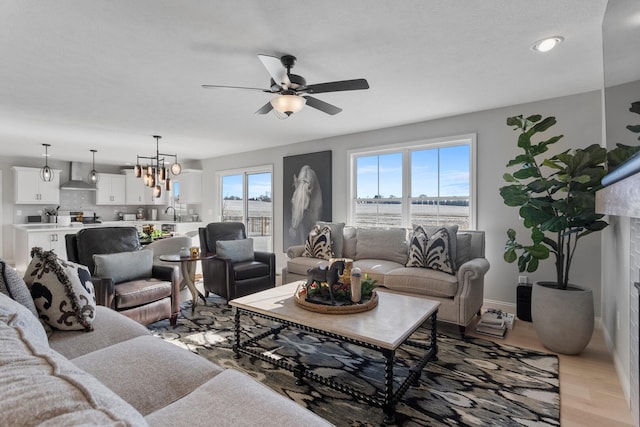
518;275;529;284
16;210;22;216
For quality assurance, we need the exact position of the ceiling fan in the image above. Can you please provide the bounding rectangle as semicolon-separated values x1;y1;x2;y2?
202;54;369;117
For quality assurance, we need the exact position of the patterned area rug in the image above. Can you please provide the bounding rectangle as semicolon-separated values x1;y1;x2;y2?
147;295;559;426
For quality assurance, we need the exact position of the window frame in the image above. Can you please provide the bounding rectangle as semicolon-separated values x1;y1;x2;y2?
348;133;477;230
216;164;274;250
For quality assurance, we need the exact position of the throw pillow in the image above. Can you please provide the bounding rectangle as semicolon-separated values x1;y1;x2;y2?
303;225;334;260
424;228;455;275
419;224;459;270
216;239;255;263
316;221;345;257
355;228;408;265
23;247;96;332
0;257;39;318
456;233;473;268
406;226;428;267
93;250;153;284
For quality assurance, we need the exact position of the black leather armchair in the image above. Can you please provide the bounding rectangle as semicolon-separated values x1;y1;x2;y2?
65;227;180;325
199;222;275;302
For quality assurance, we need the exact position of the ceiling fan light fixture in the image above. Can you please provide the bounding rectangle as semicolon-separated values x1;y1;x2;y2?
531;36;564;52
271;94;306;116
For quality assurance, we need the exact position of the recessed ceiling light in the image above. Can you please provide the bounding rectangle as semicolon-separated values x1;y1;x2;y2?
531;36;564;53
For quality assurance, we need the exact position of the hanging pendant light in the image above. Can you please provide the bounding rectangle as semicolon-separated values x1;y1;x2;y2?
40;143;54;182
88;149;99;184
133;135;182;196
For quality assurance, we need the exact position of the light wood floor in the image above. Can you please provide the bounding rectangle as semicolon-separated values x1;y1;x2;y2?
468;303;635;426
189;279;635;426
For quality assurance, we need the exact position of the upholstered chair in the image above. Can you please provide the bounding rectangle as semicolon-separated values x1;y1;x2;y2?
65;227;180;325
198;222;275;302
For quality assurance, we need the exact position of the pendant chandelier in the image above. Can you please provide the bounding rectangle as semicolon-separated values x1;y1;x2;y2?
40;143;54;182
133;135;181;197
88;149;99;184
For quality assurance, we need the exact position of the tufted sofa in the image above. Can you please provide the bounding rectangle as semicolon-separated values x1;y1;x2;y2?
282;225;490;334
0;257;332;426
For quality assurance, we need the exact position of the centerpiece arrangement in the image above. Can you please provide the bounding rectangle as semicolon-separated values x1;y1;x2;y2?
295;259;378;314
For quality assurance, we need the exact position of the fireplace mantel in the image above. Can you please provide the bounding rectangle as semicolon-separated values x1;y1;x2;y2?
596;172;640;218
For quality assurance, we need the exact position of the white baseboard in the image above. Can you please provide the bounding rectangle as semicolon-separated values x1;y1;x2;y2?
602;323;632;412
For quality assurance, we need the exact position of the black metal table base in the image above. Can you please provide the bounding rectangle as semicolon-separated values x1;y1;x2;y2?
233;308;438;424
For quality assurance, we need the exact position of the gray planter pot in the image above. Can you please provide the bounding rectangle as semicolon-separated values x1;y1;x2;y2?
531;281;594;355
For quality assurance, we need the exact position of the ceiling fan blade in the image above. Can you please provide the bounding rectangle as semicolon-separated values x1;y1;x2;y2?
301;78;369;94
202;84;272;92
258;55;291;89
255;102;273;115
303;96;342;115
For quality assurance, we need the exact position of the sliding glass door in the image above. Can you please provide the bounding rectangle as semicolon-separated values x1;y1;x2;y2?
220;166;273;251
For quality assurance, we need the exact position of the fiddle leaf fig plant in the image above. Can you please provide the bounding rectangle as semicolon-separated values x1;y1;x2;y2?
500;114;608;290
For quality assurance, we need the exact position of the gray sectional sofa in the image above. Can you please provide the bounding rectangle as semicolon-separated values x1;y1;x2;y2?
283;225;490;333
0;258;332;426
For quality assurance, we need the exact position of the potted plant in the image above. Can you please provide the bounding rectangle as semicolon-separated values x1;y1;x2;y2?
499;114;608;354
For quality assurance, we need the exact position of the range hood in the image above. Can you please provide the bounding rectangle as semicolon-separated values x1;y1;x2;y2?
60;162;97;191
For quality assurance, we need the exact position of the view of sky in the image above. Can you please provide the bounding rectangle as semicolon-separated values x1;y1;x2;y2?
356;145;470;199
222;172;272;199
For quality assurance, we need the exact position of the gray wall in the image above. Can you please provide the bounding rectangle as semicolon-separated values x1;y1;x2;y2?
600;78;640;415
200;89;603;310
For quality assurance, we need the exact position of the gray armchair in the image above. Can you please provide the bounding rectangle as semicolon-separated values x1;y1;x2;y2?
199;222;275;302
65;227;180;325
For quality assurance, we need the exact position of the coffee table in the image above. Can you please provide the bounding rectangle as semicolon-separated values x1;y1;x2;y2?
229;281;440;423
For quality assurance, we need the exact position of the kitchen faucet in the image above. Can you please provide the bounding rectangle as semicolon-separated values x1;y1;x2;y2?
164;206;177;222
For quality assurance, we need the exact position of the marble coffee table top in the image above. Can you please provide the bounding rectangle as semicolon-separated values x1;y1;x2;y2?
230;281;440;350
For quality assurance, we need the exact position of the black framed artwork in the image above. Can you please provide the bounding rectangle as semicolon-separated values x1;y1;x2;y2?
283;150;332;250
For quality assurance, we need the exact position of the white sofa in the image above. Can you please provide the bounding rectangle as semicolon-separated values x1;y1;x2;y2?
0;257;332;427
283;225;490;334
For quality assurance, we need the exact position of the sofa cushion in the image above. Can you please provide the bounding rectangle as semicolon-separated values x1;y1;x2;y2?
49;306;150;359
383;267;459;297
355;228;408;265
352;259;404;284
287;257;330;278
72;335;224;416
93;249;153;284
316;221;345;257
24;248;96;332
0;258;39;318
406;225;428;268
145;369;332;427
216;238;255;263
424;228;455;275
234;261;270;281
0;292;49;350
114;278;172;310
342;226;357;259
0;303;146;426
456;233;473;267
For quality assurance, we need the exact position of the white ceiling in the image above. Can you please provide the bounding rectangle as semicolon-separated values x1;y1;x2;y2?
0;0;611;166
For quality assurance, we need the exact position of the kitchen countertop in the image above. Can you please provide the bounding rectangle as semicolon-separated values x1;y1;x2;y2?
13;220;206;232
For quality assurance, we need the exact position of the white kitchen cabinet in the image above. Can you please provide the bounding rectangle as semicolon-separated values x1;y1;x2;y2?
13;166;61;205
124;169;167;206
96;173;126;205
13;226;76;272
175;169;202;204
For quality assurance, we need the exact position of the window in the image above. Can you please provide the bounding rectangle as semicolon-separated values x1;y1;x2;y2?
218;166;273;251
349;134;475;230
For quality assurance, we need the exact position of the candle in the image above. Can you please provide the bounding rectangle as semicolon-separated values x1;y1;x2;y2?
351;267;362;303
